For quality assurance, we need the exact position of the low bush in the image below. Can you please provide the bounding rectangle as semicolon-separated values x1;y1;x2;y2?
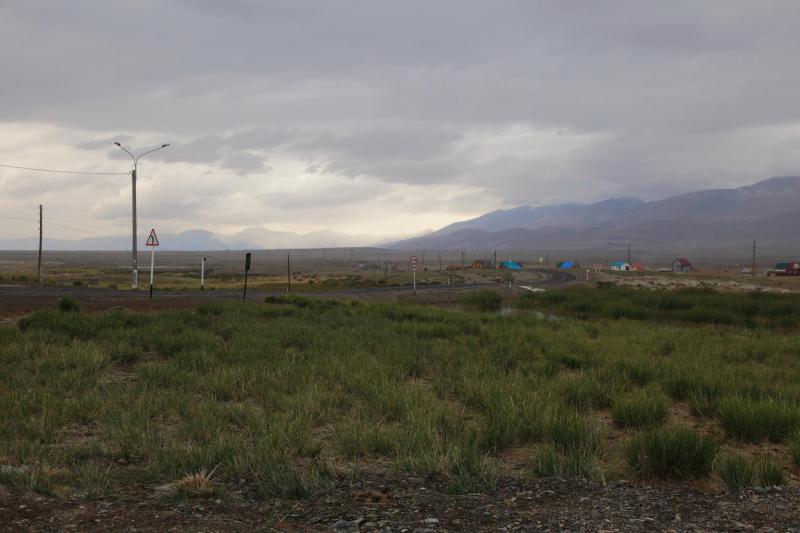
533;410;605;480
715;453;755;492
461;290;503;312
791;432;800;467
57;297;80;313
611;388;669;428
718;398;800;442
627;427;717;480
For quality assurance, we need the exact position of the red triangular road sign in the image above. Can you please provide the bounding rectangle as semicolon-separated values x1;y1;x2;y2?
146;228;159;247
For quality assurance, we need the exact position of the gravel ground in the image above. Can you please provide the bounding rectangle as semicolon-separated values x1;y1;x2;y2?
2;476;800;532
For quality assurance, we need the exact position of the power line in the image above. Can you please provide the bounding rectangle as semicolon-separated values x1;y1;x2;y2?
0;215;36;223
0;163;128;175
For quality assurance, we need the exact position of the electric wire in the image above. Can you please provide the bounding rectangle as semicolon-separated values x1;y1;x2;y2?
0;163;128;175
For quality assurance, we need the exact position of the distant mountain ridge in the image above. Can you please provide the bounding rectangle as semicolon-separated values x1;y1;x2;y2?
0;228;383;251
389;176;800;250
430;198;644;236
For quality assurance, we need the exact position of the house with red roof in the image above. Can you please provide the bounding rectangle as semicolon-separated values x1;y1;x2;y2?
672;258;693;273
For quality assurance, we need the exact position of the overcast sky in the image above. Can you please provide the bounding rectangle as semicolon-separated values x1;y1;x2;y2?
2;0;800;243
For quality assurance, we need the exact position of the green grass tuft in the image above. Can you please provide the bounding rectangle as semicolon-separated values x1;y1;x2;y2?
461;290;503;312
755;454;785;487
58;297;80;313
611;388;669;428
627;427;717;480
715;453;755;492
718;398;800;442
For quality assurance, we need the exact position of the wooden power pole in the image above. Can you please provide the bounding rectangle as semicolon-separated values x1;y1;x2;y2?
37;204;43;283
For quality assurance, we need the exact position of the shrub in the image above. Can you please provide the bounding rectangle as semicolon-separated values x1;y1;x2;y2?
533;442;602;480
627;427;717;480
612;389;669;428
791;432;800;467
461;290;503;312
533;410;605;480
558;374;615;410
718;398;800;442
756;454;785;487
715;453;755;492
58;297;80;313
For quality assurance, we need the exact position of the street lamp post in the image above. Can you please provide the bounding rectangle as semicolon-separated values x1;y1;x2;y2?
114;142;170;288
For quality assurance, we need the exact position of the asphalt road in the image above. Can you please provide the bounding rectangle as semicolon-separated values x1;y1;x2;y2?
0;268;577;302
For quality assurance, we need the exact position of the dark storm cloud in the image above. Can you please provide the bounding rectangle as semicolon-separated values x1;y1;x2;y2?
2;0;800;211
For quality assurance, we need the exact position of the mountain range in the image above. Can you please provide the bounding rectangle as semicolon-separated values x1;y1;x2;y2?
0;228;383;251
3;176;799;252
389;176;800;250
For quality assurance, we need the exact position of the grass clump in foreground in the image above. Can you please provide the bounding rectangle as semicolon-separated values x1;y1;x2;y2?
715;453;786;492
611;388;669;429
533;410;605;480
627;427;717;480
792;432;800;467
461;290;503;312
2;286;800;500
715;453;755;492
718;398;800;442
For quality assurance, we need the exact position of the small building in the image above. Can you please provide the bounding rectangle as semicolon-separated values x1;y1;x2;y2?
499;260;523;270
471;259;493;269
610;261;631;271
557;261;580;269
631;263;646;272
787;261;800;276
672;258;693;273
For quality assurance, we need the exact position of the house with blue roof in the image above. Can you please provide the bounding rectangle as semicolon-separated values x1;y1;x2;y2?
610;261;631;271
499;260;523;270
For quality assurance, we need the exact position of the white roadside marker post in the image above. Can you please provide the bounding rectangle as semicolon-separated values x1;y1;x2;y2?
410;255;418;297
201;256;206;291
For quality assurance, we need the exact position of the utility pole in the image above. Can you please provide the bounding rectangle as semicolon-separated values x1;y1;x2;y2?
627;244;631;264
37;204;43;283
461;250;465;266
114;142;170;288
243;252;251;301
287;253;291;293
751;238;757;277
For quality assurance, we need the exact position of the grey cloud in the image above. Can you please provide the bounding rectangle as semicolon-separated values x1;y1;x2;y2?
2;0;800;233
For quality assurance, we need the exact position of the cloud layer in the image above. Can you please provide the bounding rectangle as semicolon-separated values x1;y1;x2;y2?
1;1;800;243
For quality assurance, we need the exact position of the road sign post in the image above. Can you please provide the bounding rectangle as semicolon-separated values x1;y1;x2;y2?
145;229;159;299
243;252;252;301
410;255;418;297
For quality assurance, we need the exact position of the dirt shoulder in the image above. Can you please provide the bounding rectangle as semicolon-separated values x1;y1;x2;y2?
2;476;799;532
597;272;800;294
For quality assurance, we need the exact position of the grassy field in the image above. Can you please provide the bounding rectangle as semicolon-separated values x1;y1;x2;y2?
1;287;799;502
